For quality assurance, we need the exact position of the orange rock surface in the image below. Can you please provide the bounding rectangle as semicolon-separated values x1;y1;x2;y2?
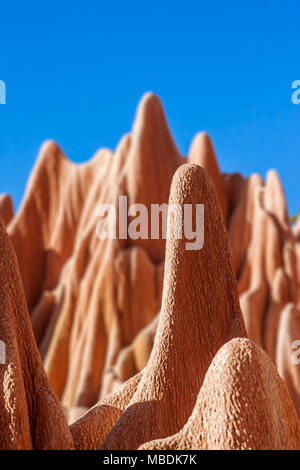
101;163;246;449
0;92;299;449
140;338;300;450
0;219;73;449
0;193;13;226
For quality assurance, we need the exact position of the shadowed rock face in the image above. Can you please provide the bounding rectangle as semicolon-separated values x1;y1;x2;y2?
100;163;246;449
140;338;300;450
70;372;142;449
1;92;300;449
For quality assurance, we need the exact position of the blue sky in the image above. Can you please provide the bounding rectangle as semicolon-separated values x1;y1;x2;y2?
0;0;299;215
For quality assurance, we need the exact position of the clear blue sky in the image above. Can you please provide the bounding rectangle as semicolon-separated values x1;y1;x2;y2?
0;0;299;215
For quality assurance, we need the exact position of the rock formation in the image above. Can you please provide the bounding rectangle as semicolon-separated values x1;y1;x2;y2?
101;164;246;449
0;92;299;449
140;338;300;450
0;218;73;449
0;193;13;226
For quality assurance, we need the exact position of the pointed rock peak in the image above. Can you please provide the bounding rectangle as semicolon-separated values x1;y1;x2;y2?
188;132;227;220
188;132;220;169
116;133;131;155
168;161;209;206
265;169;289;226
16;140;70;213
40;139;62;154
127;92;182;205
37;139;66;167
24;139;68;195
101;164;245;450
158;162;247;386
162;163;245;341
129;91;181;166
133;92;168;134
0;193;14;226
125;93;182;262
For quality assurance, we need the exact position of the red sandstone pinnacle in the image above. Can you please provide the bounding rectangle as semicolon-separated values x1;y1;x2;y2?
188;132;228;221
0;194;14;226
100;163;246;450
0;218;74;449
140;338;300;450
126;92;183;262
1;92;299;449
8;140;78;310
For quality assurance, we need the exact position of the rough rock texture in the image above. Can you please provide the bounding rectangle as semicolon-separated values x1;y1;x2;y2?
188;132;228;220
0;218;74;449
140;338;300;450
70;372;141;449
6;94;299;410
100;164;246;449
0;92;300;449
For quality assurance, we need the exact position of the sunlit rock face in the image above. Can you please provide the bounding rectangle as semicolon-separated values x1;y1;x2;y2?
1;92;300;450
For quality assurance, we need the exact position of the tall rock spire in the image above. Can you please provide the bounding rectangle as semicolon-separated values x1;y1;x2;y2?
101;164;246;449
188;132;228;221
140;338;300;450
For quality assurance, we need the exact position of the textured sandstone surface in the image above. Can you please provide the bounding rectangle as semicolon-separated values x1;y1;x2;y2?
0;219;74;449
101;164;246;449
0;92;299;449
140;338;300;450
